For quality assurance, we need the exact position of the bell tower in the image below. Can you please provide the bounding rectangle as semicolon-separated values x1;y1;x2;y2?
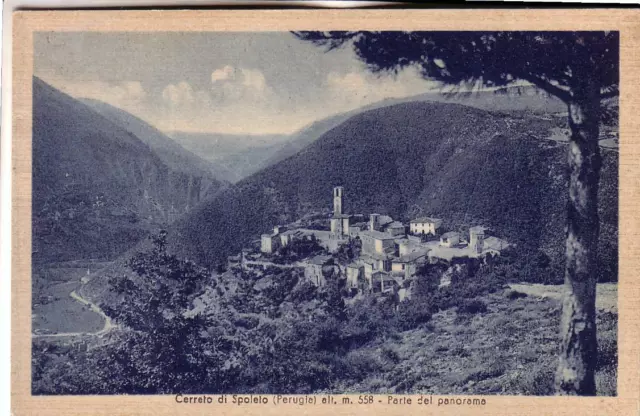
333;186;343;216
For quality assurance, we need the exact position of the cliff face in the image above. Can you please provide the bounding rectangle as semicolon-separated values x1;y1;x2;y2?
32;77;222;263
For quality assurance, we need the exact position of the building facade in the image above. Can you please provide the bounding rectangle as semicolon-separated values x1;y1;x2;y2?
440;231;460;247
346;263;363;289
261;233;279;253
360;230;396;256
469;226;485;254
331;186;351;238
304;255;334;287
409;217;443;236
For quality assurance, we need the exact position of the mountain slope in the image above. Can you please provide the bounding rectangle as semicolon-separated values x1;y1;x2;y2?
32;77;219;263
168;86;566;184
230;85;569;181
167;131;289;182
81;98;227;190
168;101;617;282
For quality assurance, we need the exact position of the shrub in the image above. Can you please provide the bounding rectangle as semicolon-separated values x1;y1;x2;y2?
465;362;506;383
450;344;470;357
287;280;317;304
341;351;379;382
380;347;400;363
234;315;260;330
394;300;433;331
458;298;488;315
505;289;528;300
516;367;555;395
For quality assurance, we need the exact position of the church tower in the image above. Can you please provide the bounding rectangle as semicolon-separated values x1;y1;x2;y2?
333;186;344;216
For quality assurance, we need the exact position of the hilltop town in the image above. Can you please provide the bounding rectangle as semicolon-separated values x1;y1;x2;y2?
227;187;509;299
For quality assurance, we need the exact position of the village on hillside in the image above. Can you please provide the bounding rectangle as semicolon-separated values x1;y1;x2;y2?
227;187;509;299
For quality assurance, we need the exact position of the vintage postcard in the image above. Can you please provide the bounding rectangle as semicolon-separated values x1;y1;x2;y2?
10;8;640;416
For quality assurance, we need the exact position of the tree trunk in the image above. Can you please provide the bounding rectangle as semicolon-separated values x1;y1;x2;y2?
555;66;602;396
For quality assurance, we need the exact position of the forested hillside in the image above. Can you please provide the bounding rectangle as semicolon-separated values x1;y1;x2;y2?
81;98;227;189
32;77;223;263
169;101;617;282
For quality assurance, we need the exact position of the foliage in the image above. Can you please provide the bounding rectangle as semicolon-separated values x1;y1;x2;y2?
276;236;324;261
293;30;620;396
32;245;618;396
292;31;618;102
458;298;488;315
394;300;433;331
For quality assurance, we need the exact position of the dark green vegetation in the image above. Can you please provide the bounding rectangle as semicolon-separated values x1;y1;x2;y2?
32;77;223;263
170;101;618;283
32;236;617;395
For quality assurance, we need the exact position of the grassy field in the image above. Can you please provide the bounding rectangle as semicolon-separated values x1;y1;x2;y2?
336;285;617;396
32;265;106;335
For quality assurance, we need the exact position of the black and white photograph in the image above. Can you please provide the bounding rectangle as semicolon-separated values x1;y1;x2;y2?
30;30;619;397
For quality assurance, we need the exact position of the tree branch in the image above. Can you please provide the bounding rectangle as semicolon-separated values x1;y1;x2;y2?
518;73;572;103
600;87;619;100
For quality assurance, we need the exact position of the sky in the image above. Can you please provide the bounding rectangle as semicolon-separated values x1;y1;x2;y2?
34;32;440;136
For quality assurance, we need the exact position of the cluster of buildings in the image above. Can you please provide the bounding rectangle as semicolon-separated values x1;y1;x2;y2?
246;187;507;295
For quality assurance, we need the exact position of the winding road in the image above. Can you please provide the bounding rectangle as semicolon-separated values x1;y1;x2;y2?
32;289;116;339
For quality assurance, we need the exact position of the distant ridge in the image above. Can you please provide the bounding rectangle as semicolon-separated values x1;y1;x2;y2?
81;98;230;189
167;84;568;184
168;100;617;282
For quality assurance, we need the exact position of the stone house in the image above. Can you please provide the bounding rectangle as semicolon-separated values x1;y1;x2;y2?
260;233;279;254
440;231;460;247
346;263;364;289
385;221;406;237
391;249;429;280
371;271;397;294
410;217;443;236
360;230;396;256
348;222;368;239
304;255;335;287
227;253;242;268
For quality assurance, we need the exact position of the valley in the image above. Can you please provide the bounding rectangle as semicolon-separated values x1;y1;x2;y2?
30;76;619;396
32;261;112;337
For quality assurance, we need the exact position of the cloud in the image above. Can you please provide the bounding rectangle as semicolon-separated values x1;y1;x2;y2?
209;66;271;104
211;65;235;83
325;66;440;110
37;75;149;120
240;68;267;91
162;81;195;107
38;64;443;136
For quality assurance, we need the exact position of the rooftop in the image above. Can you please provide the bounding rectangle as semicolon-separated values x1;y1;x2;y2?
469;226;486;233
410;217;442;224
281;229;305;237
360;230;397;240
441;231;460;239
372;271;396;282
379;215;394;226
362;252;393;262
332;214;352;219
308;255;333;265
395;249;430;263
387;221;405;228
